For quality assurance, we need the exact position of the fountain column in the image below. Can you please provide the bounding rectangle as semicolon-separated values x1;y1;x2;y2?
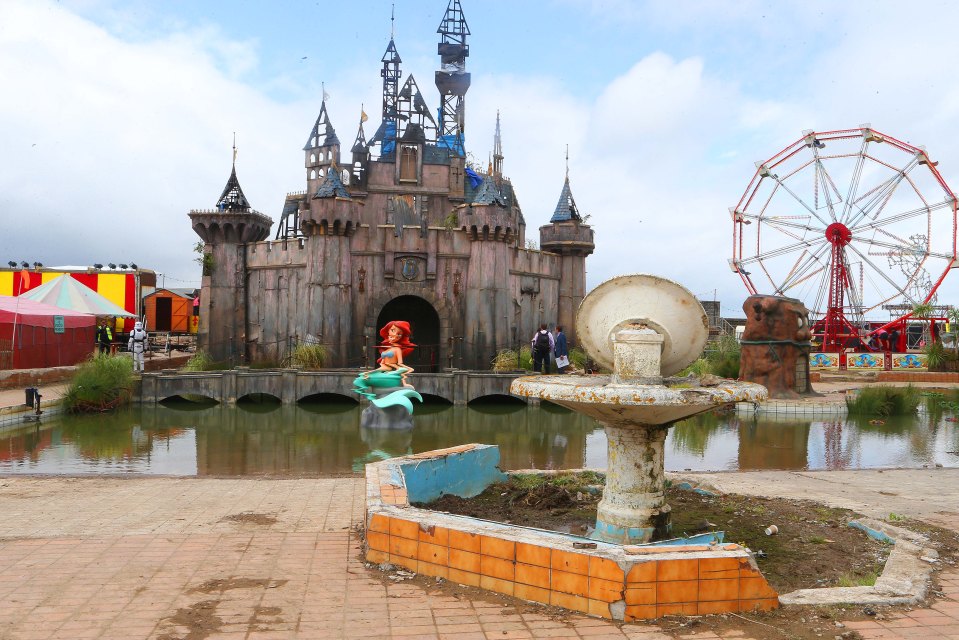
595;423;670;543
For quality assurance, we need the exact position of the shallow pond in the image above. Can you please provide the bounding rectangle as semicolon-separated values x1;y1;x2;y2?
0;399;957;476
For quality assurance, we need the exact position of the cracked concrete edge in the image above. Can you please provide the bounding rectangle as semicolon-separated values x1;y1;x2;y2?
779;518;934;606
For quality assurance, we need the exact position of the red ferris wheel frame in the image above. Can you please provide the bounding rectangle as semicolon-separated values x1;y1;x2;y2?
730;127;958;352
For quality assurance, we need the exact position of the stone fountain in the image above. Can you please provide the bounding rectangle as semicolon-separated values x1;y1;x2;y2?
511;274;768;544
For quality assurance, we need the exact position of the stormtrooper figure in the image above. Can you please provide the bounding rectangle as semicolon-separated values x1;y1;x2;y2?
128;321;149;373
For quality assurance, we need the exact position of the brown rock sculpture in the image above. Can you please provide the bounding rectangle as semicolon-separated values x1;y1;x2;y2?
739;295;814;399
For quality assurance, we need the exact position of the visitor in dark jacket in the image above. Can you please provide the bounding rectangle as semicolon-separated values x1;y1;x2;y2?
531;324;554;374
553;326;569;371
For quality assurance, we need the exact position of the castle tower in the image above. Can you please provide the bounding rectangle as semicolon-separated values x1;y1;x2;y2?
372;39;402;159
303;98;341;195
189;159;272;364
435;0;470;155
539;165;594;346
350;108;370;188
299;168;361;366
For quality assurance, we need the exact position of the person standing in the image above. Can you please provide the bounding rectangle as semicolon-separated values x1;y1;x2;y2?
128;321;149;373
554;326;569;372
95;320;113;355
530;324;554;374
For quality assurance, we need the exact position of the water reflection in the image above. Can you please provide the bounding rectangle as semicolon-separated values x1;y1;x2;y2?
0;402;957;476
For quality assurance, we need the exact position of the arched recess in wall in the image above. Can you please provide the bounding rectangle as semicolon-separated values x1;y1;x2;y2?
375;295;441;374
366;286;454;374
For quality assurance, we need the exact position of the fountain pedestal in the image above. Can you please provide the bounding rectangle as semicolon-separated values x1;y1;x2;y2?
595;423;670;543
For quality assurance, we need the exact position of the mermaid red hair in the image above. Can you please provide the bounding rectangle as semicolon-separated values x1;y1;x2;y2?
379;320;416;356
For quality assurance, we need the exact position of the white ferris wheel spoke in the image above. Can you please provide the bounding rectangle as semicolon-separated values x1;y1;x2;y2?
838;138;870;224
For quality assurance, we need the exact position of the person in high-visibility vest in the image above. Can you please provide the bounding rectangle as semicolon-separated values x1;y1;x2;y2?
95;320;113;355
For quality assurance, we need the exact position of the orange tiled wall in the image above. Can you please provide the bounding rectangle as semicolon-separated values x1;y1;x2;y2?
365;513;778;621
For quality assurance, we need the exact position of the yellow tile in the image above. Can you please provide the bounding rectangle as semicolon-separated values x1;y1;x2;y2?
514;583;551;605
389;518;420;540
448;549;481;573
449;529;481;553
448;567;481;588
480;555;515;581
417;542;449;566
657;580;698;604
480;535;515;560
516;542;551;567
589;557;624;582
417;524;449;546
551;549;589;575
657;558;698;582
551;569;588;598
480;575;515;597
588;576;623;603
515;562;550;589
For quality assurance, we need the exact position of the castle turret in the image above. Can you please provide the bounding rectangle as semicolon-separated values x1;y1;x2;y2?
350;108;370;188
539;169;594;346
303;98;341;195
435;0;470;155
189;159;272;364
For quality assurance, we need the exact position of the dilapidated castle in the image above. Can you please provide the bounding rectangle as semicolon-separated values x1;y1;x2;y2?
189;0;594;371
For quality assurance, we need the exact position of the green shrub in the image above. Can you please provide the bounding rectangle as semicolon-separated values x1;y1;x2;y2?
846;385;921;417
679;335;741;378
62;354;135;413
492;346;533;372
183;350;214;371
286;343;329;370
923;340;948;371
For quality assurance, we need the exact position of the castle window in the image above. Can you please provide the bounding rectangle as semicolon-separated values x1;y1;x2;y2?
310;169;316;179
400;145;418;182
342;169;350;184
310;153;317;164
319;151;325;162
319;168;325;178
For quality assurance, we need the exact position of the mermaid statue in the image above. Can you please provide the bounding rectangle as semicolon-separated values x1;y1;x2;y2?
353;320;423;416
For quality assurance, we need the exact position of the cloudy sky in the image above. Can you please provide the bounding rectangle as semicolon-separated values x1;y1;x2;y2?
2;0;959;318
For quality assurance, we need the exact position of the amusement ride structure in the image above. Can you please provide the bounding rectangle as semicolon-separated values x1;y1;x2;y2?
730;126;958;352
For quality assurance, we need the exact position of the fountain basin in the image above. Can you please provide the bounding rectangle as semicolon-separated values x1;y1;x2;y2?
511;375;768;425
512;374;768;543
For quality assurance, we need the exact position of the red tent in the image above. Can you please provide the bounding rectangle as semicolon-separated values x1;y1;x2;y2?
0;295;96;369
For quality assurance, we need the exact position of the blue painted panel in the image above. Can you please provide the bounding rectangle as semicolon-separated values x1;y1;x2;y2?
401;445;507;503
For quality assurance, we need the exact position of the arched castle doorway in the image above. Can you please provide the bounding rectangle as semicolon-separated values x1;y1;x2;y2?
376;295;440;373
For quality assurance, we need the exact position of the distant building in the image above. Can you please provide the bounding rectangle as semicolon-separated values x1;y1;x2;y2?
190;1;594;370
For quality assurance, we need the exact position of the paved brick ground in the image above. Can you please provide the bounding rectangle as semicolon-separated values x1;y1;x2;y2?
0;476;957;639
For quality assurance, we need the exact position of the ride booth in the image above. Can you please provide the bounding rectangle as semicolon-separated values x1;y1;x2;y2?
0;296;96;369
142;289;197;334
808;319;935;372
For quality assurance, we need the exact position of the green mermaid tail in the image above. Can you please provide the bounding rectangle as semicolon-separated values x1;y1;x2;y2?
353;369;423;414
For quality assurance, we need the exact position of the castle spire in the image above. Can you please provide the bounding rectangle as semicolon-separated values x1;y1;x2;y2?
372;38;402;156
493;110;503;177
216;158;251;213
435;0;470;155
352;105;369;153
304;97;340;151
551;150;582;223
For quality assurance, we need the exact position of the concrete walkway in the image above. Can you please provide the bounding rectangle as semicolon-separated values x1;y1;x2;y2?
0;473;957;640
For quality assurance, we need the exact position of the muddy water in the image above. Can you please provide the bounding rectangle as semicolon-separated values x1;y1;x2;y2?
0;400;956;475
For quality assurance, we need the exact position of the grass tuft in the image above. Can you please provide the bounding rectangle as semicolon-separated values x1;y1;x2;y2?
846;385;921;417
62;354;135;413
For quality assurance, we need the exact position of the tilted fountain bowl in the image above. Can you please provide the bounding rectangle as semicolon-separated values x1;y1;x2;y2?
511;274;768;544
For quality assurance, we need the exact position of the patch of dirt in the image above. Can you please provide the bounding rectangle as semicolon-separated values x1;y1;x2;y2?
189;577;287;594
420;474;891;594
219;512;278;526
155;599;222;640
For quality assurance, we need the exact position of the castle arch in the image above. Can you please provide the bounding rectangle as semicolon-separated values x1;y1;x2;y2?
376;295;441;373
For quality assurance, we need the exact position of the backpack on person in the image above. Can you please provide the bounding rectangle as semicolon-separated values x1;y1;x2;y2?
534;331;550;352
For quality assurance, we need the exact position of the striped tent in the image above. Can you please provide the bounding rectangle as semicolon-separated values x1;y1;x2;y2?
19;275;136;318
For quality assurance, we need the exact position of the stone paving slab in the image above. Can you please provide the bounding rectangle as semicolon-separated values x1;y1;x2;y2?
1;476;958;639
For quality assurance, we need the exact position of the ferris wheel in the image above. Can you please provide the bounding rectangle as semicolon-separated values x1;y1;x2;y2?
730;127;958;352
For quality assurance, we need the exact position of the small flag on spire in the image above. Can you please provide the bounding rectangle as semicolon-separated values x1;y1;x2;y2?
322;82;330;103
233;132;238;164
360;106;368;123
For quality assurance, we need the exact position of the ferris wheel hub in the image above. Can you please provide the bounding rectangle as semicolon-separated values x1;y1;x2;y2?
824;222;852;246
